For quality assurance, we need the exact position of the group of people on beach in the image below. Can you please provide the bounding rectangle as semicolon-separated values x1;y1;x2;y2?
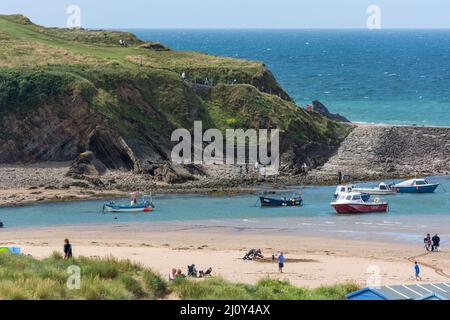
168;265;213;281
424;233;440;252
243;249;285;273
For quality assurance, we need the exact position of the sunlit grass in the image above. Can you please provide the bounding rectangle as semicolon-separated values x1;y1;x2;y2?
0;252;358;300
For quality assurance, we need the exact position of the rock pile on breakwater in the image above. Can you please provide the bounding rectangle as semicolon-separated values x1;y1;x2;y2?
308;124;450;183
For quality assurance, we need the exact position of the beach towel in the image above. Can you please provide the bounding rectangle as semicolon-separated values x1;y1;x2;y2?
0;247;21;254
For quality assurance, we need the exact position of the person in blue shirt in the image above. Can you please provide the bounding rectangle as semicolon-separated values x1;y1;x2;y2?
414;261;422;281
278;252;285;273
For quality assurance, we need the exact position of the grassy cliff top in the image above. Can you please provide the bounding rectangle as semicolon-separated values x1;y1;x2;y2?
0;14;265;77
0;15;350;169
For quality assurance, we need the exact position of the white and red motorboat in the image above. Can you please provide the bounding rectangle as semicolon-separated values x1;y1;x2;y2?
330;192;388;214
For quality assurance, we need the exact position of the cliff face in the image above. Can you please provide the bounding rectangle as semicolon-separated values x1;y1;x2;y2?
310;124;450;182
0;15;350;180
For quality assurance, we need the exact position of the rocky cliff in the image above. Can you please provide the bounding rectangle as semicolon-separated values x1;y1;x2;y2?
0;15;351;183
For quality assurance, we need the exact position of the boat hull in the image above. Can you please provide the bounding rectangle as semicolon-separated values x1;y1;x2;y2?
103;204;153;213
331;202;388;214
260;197;303;207
393;184;439;193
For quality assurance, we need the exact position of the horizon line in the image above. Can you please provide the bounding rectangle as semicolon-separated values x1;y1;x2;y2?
104;26;450;30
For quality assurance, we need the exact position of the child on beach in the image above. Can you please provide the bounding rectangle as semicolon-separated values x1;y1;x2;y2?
414;261;422;281
278;252;285;273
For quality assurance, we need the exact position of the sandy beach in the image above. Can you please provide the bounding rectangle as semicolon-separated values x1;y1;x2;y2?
1;224;449;288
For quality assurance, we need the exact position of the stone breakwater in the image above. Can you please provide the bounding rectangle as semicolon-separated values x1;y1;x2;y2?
308;124;450;182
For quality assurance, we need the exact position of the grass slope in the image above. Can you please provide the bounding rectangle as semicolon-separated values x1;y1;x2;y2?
0;252;358;300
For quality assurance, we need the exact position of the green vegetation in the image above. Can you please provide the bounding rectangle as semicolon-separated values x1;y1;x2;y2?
172;277;358;300
0;252;357;300
0;14;351;166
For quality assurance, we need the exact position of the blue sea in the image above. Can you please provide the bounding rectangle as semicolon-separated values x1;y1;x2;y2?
129;29;450;126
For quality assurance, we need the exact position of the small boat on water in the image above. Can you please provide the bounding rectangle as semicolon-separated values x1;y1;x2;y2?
103;192;154;213
259;190;303;207
331;192;389;214
353;182;396;195
334;185;370;201
391;178;439;193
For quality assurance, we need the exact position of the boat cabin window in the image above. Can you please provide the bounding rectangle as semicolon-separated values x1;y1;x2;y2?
379;185;387;190
415;180;426;185
346;195;352;200
340;187;346;192
352;195;361;200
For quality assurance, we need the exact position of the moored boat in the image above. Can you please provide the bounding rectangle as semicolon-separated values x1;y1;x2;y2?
331;192;389;214
391;178;439;193
334;185;370;201
259;190;303;207
353;182;396;195
103;192;154;213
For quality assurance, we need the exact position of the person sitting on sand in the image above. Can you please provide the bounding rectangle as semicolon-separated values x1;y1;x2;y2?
64;238;73;259
199;267;212;278
187;264;198;277
414;261;422;281
169;268;177;281
254;249;264;260
278;252;285;273
175;269;186;279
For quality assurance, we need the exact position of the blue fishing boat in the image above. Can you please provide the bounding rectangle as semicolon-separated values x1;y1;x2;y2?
392;178;439;193
259;190;303;207
103;192;154;213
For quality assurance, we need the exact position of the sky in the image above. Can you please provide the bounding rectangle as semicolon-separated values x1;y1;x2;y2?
0;0;449;29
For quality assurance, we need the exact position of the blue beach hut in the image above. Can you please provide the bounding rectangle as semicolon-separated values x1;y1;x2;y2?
346;283;450;300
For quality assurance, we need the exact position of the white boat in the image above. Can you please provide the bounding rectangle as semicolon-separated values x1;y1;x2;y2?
353;182;396;195
333;184;357;199
331;192;389;214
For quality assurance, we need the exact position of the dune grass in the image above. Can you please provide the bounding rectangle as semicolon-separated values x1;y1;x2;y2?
0;252;357;300
172;277;358;300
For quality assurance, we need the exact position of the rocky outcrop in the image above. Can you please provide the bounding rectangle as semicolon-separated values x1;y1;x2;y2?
139;42;170;51
310;124;450;182
312;100;350;123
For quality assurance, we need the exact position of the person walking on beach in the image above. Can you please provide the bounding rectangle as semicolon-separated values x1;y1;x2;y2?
278;252;285;273
64;239;73;259
424;233;432;251
414;261;422;281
